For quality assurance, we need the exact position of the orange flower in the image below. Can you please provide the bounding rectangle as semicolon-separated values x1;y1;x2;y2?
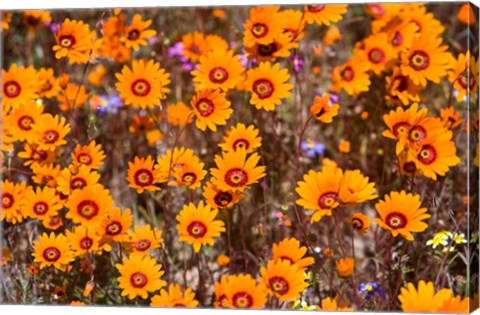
53;19;95;64
457;3;476;25
121;14;156;51
336;258;354;277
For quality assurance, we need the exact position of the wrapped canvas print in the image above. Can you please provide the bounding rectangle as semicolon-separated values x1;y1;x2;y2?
0;1;479;313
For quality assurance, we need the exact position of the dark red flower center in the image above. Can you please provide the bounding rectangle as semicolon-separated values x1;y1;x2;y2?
209;67;229;84
232;292;254;308
181;172;197;186
77;200;99;219
253;79;274;99
43;130;60;144
80;237;93;250
214;191;233;207
130;272;148;288
251;23;268;38
258;43;278;57
308;5;325;12
2;193;14;209
318;192;338;209
224;168;249;187
392;122;411;137
417;145;437;165
402;161;417;174
279;256;295;264
392;75;409;92
135;239;152;251
71;177;87;190
195;98;215;117
134;169;154;187
43;247;61;262
385;212;407;229
187;221;207;238
33;201;49;215
127;29;140;40
131;79;151;97
341;67;354;82
409;51;429;71
4;81;21;98
351;218;364;230
233;139;250;151
368;48;385;64
106;221;122;236
77;153;92;165
18;116;34;131
408;125;426;142
59;35;76;48
392;32;403;47
269;276;289;295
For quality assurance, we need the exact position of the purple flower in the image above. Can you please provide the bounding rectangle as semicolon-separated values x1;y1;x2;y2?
167;42;184;58
358;282;385;300
301;139;325;158
95;94;124;115
290;55;304;73
49;22;61;34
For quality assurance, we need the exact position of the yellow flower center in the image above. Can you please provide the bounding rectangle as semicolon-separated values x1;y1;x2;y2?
187;221;207;238
134;169;154;187
182;172;196;185
225;168;248;187
209;67;229;84
385;212;407;229
233;139;249;151
318;192;338;209
43;247;61;262
195;98;214;117
131;79;151;97
33;202;49;215
43;130;60;144
4;81;21;98
417;145;436;165
80;237;93;250
18;116;34;131
77;200;99;219
409;51;429;71
135;239;151;251
252;79;274;99
269;276;289;295
127;29;140;40
2;194;14;208
77;153;92;165
233;292;253;308
251;23;268;38
59;35;75;48
106;222;122;236
130;272;148;288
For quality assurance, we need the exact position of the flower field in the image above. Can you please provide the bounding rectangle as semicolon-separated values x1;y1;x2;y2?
0;2;479;312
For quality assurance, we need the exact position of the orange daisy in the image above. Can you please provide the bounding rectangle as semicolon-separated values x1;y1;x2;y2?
52;19;95;64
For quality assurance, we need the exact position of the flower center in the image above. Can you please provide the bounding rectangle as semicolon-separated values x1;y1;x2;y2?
402;161;417;174
127;29;140;40
409;51;429;71
80;237;93;250
181;172;197;185
408;126;426;142
33;201;49;215
43;130;60;144
130;272;148;288
351;218;364;230
77;153;92;165
59;35;76;48
417;145;437;165
187;221;207;238
18;116;34;131
368;48;385;64
195;98;215;117
308;4;325;12
77;200;99;220
252;79;274;99
392;32;403;47
269;276;289;295
233;292;253;308
106;221;122;236
32;149;47;161
251;23;268;38
279;256;295;264
411;20;422;32
385;212;407;229
4;81;21;98
224;168;249;187
318;192;338;209
135;239;152;251
392;122;411;137
458;72;475;90
134;169;154;186
2;193;14;209
341;67;354;82
43;247;61;262
214;191;233;207
258;43;278;57
41;80;53;93
392;75;408;92
209;67;229;84
71;177;87;190
233;139;250;151
131;79;151;97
